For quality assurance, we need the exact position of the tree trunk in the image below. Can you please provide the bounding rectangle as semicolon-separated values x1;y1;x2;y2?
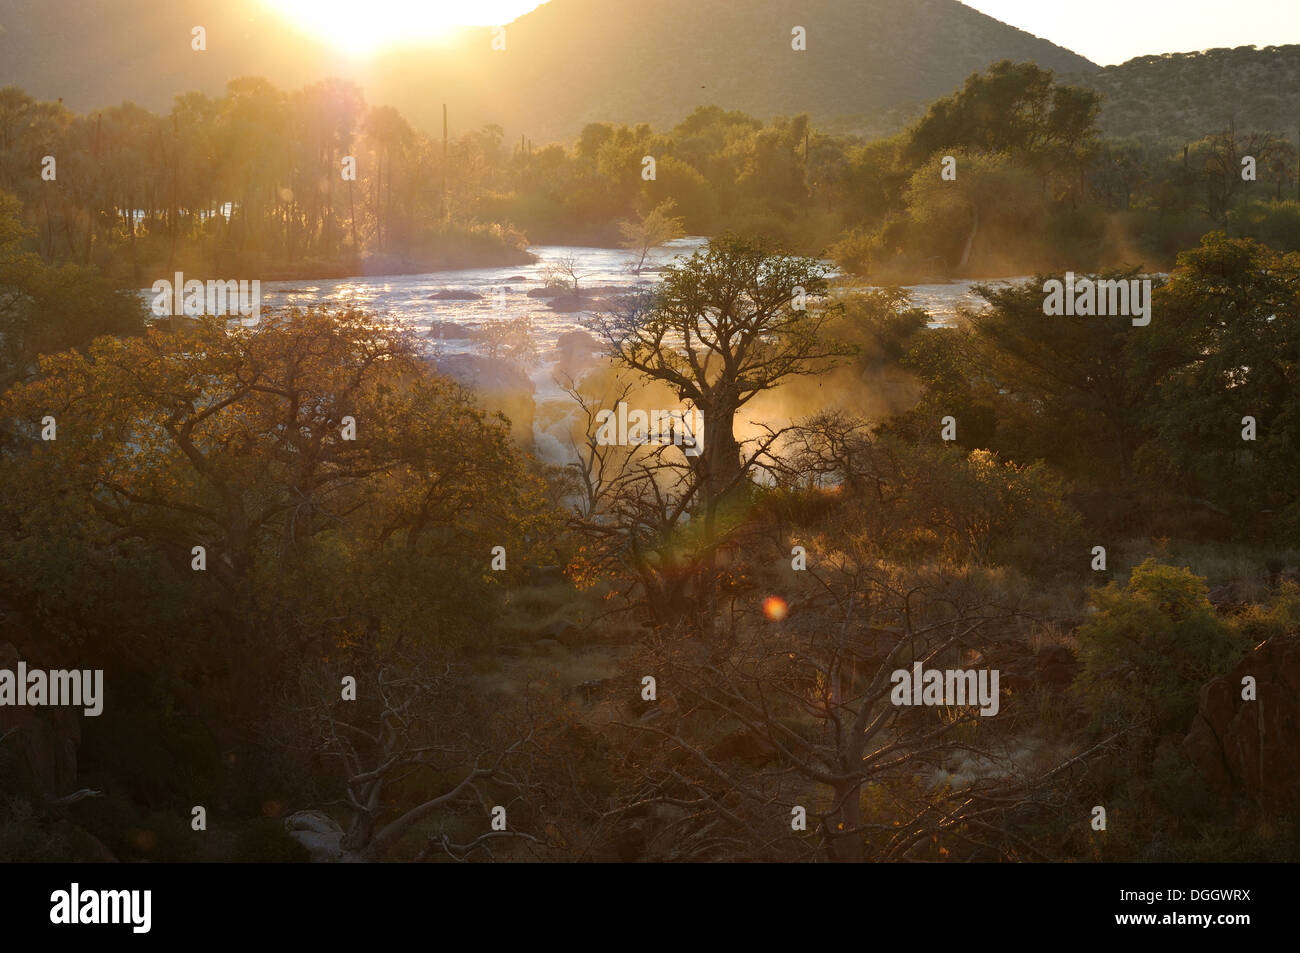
957;204;978;273
697;393;743;506
827;778;864;862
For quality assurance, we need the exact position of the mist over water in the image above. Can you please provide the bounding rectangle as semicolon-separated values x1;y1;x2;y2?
140;241;1023;460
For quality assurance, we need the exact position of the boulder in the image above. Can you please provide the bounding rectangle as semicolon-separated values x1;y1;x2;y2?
284;811;345;862
1183;635;1300;811
427;320;473;340
427;289;482;300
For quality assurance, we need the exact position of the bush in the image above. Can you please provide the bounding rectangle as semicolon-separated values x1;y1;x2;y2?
1074;560;1244;730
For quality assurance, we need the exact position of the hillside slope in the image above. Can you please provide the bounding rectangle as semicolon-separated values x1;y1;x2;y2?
0;0;1097;140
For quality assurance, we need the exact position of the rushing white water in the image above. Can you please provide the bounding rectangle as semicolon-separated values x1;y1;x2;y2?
250;239;1014;336
140;240;1024;459
145;237;1019;350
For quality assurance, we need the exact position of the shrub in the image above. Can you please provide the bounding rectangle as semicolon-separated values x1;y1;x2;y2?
1074;559;1244;730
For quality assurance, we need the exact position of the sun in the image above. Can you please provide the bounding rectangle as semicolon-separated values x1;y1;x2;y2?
260;0;548;56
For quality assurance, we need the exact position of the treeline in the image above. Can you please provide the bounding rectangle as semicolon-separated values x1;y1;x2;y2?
1072;44;1300;142
830;61;1300;280
0;79;532;282
7;60;1300;286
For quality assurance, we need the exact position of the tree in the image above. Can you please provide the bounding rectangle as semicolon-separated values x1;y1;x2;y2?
589;235;851;504
606;545;1108;861
0;308;556;764
906;60;1100;164
617;199;685;275
1075;560;1243;730
540;254;587;294
0;190;145;392
903;150;1043;272
1190;126;1289;228
1142;234;1300;534
290;660;546;861
965;271;1162;480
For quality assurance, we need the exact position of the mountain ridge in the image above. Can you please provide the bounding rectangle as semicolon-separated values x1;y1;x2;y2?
0;0;1098;140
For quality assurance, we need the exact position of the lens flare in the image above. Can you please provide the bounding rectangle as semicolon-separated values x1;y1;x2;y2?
762;596;789;621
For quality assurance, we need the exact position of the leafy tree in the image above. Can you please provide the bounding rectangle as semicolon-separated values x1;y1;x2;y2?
906;60;1100;165
0;308;556;764
0;191;145;391
902;150;1044;272
1075;560;1243;730
617;198;685;275
589;235;850;503
1142;234;1300;534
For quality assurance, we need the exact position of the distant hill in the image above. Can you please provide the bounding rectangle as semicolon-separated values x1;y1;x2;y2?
799;45;1300;145
0;0;1097;141
5;0;1299;147
1066;46;1300;143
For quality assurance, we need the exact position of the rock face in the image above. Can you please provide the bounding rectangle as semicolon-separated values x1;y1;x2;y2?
1183;635;1300;811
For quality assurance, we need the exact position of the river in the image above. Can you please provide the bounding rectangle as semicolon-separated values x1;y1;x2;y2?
143;239;1023;459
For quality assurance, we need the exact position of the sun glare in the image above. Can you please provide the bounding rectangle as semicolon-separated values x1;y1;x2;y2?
260;0;547;56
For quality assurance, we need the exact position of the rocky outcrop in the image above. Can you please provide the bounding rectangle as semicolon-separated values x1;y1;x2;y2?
1183;635;1300;811
427;320;474;340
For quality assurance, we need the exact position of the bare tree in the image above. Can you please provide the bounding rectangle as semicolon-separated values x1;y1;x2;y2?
1193;124;1289;228
559;373;791;629
540;255;587;294
602;546;1120;862
287;661;547;861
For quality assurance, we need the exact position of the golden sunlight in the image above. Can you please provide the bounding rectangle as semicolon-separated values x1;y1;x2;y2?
260;0;548;55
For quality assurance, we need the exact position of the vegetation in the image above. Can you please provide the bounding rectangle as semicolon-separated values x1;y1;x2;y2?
6;58;1300;286
1;39;1298;864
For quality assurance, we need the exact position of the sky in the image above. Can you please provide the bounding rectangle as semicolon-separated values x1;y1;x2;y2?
960;0;1300;66
259;0;1300;64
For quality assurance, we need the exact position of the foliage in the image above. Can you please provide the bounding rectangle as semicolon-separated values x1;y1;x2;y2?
1074;560;1244;730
